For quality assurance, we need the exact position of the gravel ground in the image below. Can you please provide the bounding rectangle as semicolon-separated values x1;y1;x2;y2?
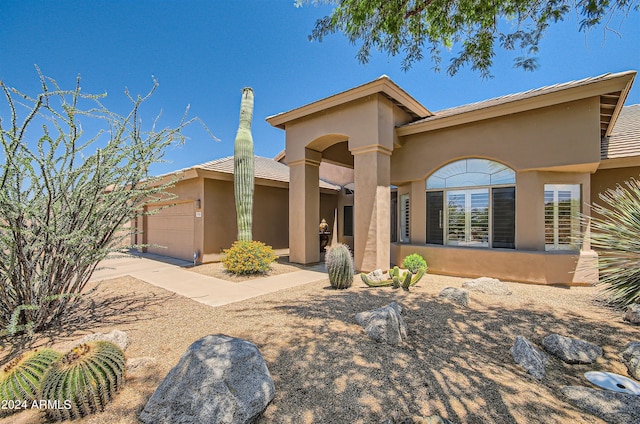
0;273;637;424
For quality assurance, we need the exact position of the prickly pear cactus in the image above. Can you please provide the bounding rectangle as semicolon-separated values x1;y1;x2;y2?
0;348;61;410
41;341;125;421
234;87;255;241
326;244;354;289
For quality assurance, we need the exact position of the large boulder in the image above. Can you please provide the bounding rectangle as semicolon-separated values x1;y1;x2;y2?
140;334;275;424
561;386;640;424
542;334;603;364
621;342;640;380
510;336;549;380
438;287;469;307
462;277;512;296
356;302;407;346
624;304;640;325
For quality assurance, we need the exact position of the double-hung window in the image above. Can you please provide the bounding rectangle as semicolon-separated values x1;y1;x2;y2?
544;184;580;250
426;158;516;249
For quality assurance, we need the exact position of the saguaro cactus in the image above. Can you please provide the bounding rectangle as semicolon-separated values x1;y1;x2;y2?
234;87;255;241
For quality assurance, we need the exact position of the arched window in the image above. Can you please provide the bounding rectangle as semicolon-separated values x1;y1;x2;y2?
426;159;515;248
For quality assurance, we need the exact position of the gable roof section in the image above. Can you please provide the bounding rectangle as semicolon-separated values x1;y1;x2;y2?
266;75;432;129
602;104;640;160
195;156;340;190
397;71;636;138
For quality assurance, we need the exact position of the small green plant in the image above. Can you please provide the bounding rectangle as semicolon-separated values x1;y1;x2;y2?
41;341;126;421
326;244;355;289
0;348;61;410
402;253;427;273
222;240;277;275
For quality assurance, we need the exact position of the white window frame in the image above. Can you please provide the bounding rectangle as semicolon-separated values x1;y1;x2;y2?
544;184;581;251
446;188;490;247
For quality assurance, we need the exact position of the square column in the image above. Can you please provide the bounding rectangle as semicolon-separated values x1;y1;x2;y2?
288;149;321;264
352;145;392;272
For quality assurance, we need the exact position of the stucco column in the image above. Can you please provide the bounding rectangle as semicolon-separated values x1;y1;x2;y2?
288;149;321;264
352;145;392;272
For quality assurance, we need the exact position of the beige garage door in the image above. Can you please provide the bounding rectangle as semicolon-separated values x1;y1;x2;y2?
146;202;195;261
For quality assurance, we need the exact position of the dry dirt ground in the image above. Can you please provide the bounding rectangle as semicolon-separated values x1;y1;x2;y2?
1;271;638;424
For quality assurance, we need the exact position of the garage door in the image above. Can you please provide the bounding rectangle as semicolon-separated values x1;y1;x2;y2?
146;202;195;261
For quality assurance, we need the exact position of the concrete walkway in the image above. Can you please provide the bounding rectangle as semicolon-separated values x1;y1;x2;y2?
90;252;328;308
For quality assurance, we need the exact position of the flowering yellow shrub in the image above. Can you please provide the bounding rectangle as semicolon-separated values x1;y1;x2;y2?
222;240;277;275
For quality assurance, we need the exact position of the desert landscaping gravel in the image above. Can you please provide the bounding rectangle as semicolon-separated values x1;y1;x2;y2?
1;272;637;424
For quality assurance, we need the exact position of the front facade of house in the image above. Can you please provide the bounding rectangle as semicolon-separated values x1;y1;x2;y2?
133;156;340;263
267;71;638;285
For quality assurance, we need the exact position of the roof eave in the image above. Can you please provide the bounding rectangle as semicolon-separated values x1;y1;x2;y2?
397;71;637;137
266;76;431;129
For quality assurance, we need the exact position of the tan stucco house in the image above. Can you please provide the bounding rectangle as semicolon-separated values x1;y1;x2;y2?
267;71;638;285
133;156;340;263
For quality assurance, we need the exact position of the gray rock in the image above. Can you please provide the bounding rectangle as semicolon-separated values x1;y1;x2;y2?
510;336;549;379
126;356;157;373
462;277;512;295
621;342;640;381
140;334;275;424
542;334;603;364
73;329;129;351
624;304;640;325
561;386;640;424
438;287;469;307
365;269;387;283
356;302;407;346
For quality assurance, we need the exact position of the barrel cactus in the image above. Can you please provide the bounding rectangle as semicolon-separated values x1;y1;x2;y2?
0;348;61;409
326;244;354;289
234;87;255;241
41;341;125;421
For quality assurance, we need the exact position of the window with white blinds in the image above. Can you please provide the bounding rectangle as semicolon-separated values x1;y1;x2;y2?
400;194;410;243
426;159;515;249
544;184;580;250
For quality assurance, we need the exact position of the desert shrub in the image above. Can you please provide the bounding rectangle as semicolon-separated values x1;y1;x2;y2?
326;244;354;289
589;178;640;306
222;240;277;275
402;253;427;273
0;70;203;336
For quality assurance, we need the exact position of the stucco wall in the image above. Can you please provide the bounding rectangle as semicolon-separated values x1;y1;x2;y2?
590;166;640;215
391;97;601;184
390;243;597;285
202;179;291;259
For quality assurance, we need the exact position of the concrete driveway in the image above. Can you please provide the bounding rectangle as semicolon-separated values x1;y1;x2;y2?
90;252;328;308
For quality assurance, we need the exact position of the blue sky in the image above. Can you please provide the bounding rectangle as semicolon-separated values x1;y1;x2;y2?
1;1;639;175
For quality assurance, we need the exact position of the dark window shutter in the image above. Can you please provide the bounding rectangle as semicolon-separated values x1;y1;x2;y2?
426;191;444;245
343;205;353;237
492;187;515;248
390;191;398;242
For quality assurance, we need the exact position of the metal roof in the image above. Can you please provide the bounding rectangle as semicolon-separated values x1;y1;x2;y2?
602;104;640;160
